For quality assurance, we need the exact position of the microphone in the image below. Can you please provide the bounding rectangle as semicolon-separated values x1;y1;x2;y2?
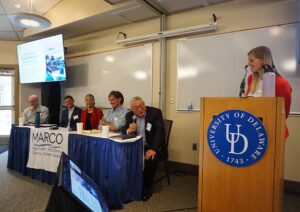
262;64;274;72
239;65;248;97
132;115;137;123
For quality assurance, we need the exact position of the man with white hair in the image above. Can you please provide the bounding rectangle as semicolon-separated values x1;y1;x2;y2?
123;96;166;201
23;94;49;124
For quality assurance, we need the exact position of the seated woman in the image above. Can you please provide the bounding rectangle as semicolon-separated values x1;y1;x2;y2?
80;94;103;130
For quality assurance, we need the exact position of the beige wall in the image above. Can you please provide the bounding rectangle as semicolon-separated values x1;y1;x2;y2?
64;0;300;181
285;116;300;182
0;41;20;64
1;0;299;181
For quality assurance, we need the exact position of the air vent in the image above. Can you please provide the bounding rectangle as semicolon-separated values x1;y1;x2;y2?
105;0;127;5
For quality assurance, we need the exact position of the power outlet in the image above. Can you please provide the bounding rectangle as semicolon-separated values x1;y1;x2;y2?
192;143;197;151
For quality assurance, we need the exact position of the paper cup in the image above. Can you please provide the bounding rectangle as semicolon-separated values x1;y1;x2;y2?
102;125;109;137
19;117;24;126
76;123;83;134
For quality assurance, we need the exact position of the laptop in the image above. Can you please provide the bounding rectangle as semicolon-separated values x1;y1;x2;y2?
57;152;109;212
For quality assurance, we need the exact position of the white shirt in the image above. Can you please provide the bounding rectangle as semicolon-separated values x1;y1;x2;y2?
23;105;49;124
248;79;263;97
67;106;75;128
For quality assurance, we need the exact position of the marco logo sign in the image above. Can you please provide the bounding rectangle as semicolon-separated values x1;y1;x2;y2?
207;110;268;167
27;127;69;172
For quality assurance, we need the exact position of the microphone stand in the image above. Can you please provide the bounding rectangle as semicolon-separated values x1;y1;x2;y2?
239;66;248;97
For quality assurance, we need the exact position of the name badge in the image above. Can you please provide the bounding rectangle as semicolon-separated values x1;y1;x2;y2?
146;123;152;131
73;115;79;120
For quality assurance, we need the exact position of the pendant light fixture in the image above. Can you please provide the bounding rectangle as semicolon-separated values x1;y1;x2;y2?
9;0;51;29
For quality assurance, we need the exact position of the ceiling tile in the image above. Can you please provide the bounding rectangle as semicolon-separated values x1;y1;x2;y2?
0;3;5;14
0;30;19;40
0;0;61;15
0;15;14;31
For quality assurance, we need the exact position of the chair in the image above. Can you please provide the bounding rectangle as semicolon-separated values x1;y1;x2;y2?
156;119;173;185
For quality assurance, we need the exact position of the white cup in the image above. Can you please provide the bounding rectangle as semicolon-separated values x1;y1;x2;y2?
102;125;109;137
19;117;24;126
76;123;83;134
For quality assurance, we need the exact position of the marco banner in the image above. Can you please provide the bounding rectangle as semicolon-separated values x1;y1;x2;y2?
27;127;69;172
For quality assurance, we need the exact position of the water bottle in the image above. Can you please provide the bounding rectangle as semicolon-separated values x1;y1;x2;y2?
187;101;193;111
35;112;41;128
262;64;275;97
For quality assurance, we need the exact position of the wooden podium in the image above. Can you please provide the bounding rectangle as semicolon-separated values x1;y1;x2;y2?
198;97;286;212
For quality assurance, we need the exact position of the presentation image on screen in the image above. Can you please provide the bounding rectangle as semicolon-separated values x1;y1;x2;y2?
70;169;102;212
58;153;109;212
17;34;66;84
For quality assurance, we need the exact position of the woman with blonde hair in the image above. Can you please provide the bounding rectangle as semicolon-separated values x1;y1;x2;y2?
246;46;292;138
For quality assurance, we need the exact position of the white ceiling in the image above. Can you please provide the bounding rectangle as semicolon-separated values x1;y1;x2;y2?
0;0;230;41
0;0;61;40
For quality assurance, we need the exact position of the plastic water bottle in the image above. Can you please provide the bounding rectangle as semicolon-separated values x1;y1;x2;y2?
35;112;41;128
187;101;193;111
262;65;275;97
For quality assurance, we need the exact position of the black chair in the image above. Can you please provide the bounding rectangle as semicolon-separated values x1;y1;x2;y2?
156;119;173;185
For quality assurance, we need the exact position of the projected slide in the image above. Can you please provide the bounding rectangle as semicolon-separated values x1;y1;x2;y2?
17;34;66;84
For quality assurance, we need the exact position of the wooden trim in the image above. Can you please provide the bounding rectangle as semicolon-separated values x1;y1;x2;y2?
198;97;205;212
273;97;285;212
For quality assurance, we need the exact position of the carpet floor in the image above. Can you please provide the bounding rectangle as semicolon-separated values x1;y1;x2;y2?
0;151;299;212
0;145;8;154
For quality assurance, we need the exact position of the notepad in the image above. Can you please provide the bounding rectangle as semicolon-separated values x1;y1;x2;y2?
109;134;137;140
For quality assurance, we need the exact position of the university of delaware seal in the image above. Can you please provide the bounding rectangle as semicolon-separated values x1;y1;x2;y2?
207;110;268;167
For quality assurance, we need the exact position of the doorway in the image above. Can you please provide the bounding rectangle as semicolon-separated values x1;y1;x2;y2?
0;67;18;145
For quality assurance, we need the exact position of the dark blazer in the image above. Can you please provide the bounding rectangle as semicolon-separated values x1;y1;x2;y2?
123;106;166;157
59;106;82;130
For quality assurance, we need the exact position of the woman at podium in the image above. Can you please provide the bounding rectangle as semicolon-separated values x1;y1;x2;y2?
245;46;292;138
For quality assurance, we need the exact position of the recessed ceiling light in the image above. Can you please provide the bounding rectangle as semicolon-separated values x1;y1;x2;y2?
15;3;21;8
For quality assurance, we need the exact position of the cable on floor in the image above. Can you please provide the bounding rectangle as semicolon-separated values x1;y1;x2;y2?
160;206;198;212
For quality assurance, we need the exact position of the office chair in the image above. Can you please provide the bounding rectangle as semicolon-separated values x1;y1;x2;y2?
156;119;173;185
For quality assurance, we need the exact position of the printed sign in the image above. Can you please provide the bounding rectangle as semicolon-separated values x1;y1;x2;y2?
27;127;69;172
207;110;268;167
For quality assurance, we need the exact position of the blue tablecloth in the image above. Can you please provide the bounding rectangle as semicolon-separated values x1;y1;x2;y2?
7;125;143;209
7;125;55;184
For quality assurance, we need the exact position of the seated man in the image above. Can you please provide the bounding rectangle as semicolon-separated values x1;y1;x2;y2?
123;96;166;201
59;95;82;131
23;94;49;124
100;91;127;132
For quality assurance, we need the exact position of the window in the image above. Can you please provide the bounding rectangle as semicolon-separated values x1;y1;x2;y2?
0;69;15;136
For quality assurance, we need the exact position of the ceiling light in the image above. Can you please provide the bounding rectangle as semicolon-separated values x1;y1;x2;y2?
9;0;51;29
9;12;51;29
15;4;21;8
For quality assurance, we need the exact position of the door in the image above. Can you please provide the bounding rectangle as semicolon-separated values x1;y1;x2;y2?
0;68;16;144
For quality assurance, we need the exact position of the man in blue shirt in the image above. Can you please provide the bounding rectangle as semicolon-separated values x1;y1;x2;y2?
100;91;127;132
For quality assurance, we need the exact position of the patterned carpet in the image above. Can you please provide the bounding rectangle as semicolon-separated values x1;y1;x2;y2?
0;146;8;154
